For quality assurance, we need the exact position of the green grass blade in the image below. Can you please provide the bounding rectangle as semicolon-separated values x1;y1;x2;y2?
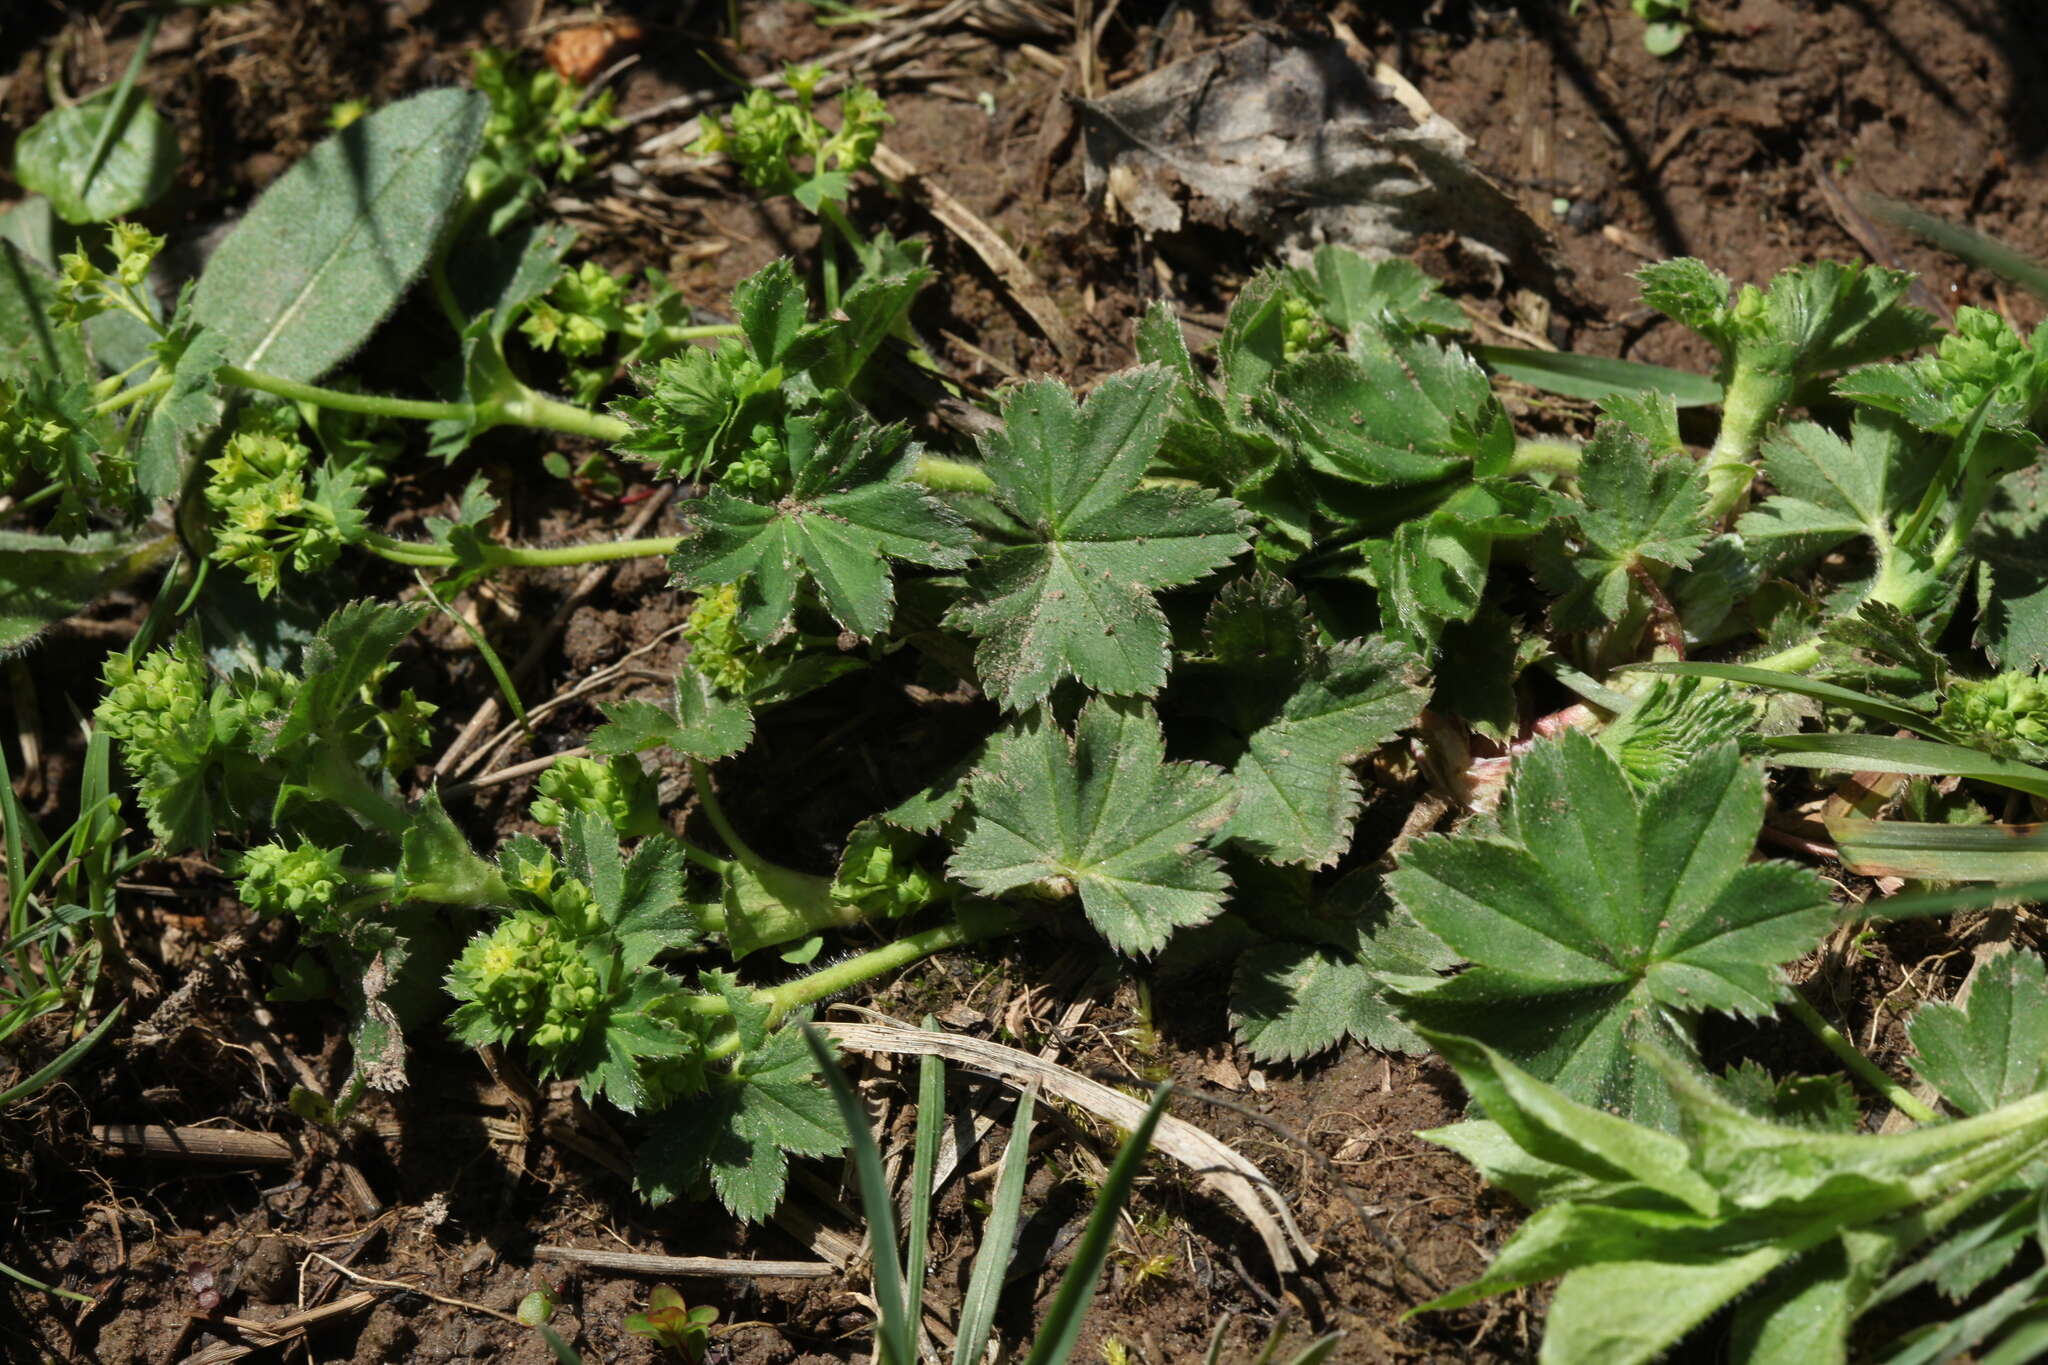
1;734;30;945
1765;733;2048;800
0;1253;94;1304
1279;1335;1346;1365
803;1024;914;1365
537;1325;587;1364
1860;195;2048;301
1847;874;2048;922
1020;1083;1173;1365
954;1086;1037;1365
1632;661;1937;735
903;1019;944;1331
0;1000;122;1107
1472;344;1722;407
414;571;528;726
1828;818;2048;883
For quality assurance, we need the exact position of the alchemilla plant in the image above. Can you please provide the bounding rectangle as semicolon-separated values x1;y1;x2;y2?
9;62;2048;1364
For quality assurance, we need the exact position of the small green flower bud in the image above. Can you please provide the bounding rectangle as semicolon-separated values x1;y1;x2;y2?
237;841;350;932
531;754;663;841
1941;672;2048;763
108;221;166;286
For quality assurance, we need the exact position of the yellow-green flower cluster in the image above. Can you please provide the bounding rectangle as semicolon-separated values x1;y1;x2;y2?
237;841;349;932
1930;307;2048;421
681;583;764;696
204;424;362;596
693;65;891;210
447;911;605;1054
97;640;209;758
1941;672;2048;763
521;261;635;359
52;221;164;325
531;753;664;840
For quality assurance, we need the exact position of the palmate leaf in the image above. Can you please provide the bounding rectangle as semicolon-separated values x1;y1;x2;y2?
262;599;429;758
949;698;1236;955
588;670;755;762
1188;574;1428;866
635;1018;844;1220
1265;332;1514;489
1229;874;1457;1062
1535;422;1710;630
668;414;973;643
1388;731;1834;1127
945;371;1251;710
1908;951;2048;1117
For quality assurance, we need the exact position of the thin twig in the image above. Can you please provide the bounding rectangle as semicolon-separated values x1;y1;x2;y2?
534;1246;834;1278
301;1252;524;1326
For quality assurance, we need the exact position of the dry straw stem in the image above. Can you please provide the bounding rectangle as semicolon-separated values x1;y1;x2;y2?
824;1017;1316;1271
91;1124;296;1164
871;141;1083;360
534;1246;835;1278
180;1292;379;1364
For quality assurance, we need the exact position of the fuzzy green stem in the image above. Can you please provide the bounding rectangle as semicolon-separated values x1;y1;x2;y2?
90;371;171;416
760;908;1017;1019
1784;990;1940;1124
688;758;765;869
361;530;678;570
1701;357;1793;522
1506;440;1583;479
912;454;996;494
218;366;634;444
695;904;1025;1059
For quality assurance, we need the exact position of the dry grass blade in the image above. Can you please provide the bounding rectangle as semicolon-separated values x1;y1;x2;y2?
824;1019;1315;1271
534;1246;834;1278
90;1125;297;1164
871;142;1082;361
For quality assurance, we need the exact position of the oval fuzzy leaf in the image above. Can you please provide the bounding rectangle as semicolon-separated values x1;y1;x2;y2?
0;529;171;654
0;241;90;387
13;89;178;225
191;89;487;381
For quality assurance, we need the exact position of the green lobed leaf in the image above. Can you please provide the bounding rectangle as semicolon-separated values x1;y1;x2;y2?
1290;248;1467;336
669;416;973;642
191;89;488;382
589;671;756;762
262;600;429;759
1390;734;1835;1125
1265;334;1513;489
1229;874;1454;1062
949;698;1236;956
636;1021;844;1220
1535;422;1710;630
13;88;178;225
945;371;1251;709
1194;574;1427;866
1908;951;2048;1117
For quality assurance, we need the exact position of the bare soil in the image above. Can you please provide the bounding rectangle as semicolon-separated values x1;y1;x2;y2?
4;1;2046;1361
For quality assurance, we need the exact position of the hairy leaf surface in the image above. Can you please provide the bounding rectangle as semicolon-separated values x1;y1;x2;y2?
949;698;1236;955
